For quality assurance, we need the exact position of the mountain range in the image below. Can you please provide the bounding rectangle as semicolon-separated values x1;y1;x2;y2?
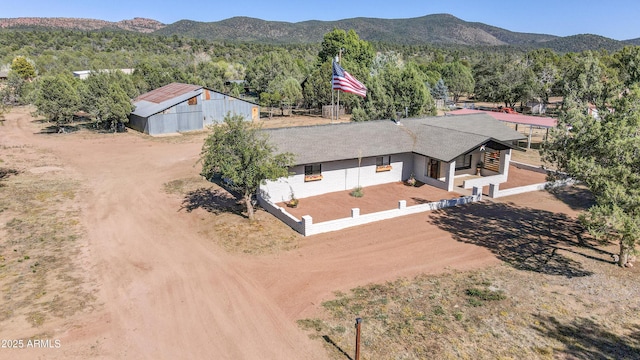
1;14;637;52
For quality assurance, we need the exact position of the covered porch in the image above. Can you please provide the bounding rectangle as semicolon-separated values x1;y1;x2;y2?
415;140;517;192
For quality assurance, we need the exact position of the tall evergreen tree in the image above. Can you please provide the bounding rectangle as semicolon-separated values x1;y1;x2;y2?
543;87;640;267
32;74;79;131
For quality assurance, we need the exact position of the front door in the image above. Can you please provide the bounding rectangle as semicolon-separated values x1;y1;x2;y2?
428;158;439;179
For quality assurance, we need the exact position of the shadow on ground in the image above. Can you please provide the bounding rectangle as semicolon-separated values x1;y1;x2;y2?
180;187;242;215
533;315;640;359
322;335;352;360
547;185;596;211
428;200;612;277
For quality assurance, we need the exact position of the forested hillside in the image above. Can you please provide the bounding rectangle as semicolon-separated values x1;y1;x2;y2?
1;14;636;52
0;17;164;33
3;25;640;132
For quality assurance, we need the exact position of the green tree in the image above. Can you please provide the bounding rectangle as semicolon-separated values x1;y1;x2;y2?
382;62;435;118
245;50;302;94
3;72;31;105
543;87;640;267
266;76;302;116
302;61;333;109
80;71;136;131
199;114;295;220
317;28;375;77
431;78;449;102
313;29;375;111
442;61;474;103
525;49;560;104
260;91;282;119
32;74;80;131
558;51;618;109
613;46;640;87
11;56;36;80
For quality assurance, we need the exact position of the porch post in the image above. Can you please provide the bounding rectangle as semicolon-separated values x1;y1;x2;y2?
444;161;456;192
500;149;512;180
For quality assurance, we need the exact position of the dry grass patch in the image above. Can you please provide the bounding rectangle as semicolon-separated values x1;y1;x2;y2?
299;251;640;359
511;148;546;167
164;176;300;255
0;144;95;328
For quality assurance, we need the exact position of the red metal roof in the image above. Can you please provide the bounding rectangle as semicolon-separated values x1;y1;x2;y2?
446;109;557;128
134;83;201;104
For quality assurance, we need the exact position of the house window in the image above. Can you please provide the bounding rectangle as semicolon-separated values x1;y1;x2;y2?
426;158;439;179
188;97;198;105
304;164;322;181
454;154;472;170
376;156;392;172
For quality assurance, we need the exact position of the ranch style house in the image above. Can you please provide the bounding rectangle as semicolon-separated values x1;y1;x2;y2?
259;113;526;204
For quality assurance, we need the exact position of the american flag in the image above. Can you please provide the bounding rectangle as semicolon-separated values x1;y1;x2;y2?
332;61;367;97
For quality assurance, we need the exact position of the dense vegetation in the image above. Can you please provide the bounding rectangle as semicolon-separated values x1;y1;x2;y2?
2;26;640;123
2;27;640;125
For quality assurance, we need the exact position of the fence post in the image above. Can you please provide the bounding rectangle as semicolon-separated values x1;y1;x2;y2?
355;317;362;360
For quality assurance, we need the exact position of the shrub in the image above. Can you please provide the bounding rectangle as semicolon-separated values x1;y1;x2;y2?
350;186;364;197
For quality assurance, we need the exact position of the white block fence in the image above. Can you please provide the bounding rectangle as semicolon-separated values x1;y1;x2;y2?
259;187;483;236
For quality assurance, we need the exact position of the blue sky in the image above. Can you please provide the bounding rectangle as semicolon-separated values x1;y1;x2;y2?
4;0;640;40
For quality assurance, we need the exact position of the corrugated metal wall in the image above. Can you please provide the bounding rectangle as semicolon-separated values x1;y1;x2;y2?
128;114;149;134
144;101;202;135
129;90;259;135
203;91;258;126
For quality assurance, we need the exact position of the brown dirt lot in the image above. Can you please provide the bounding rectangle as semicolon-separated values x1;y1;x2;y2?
0;108;637;359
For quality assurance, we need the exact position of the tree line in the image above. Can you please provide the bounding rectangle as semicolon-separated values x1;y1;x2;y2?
4;28;640;125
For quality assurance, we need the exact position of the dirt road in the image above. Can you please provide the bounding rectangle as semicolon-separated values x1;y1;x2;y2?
1;108;513;359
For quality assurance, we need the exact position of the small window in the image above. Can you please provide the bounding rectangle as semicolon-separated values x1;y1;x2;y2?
376;156;392;172
455;154;472;170
304;164;322;181
376;156;390;166
188;97;198;105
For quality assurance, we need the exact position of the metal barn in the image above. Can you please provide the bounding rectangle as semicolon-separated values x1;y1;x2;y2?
128;83;259;135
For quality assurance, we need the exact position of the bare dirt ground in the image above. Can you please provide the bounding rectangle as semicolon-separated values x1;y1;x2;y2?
0;108;636;359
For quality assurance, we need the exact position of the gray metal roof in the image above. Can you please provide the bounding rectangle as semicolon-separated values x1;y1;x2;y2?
262;113;526;165
131;84;203;118
131;83;259;118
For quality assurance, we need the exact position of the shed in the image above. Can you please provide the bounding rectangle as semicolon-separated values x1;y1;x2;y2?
128;82;259;135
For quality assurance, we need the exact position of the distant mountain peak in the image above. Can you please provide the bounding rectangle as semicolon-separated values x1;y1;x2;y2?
0;15;629;52
0;17;165;33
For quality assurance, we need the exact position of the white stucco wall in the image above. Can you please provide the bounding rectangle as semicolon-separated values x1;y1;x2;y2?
260;153;413;202
411;154;449;190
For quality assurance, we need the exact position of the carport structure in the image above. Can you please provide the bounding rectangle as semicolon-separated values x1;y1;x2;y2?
446;109;557;148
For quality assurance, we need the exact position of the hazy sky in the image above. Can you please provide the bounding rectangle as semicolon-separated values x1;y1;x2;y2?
3;0;640;40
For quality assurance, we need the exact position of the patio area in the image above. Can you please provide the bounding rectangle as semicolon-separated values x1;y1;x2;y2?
500;163;548;189
453;163;549;194
278;181;464;223
277;162;550;224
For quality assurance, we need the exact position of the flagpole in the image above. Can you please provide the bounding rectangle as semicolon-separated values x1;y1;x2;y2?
337;88;340;121
331;88;334;123
337;50;342;121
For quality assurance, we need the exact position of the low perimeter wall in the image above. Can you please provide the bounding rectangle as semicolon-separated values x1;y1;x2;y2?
489;178;575;198
259;188;482;236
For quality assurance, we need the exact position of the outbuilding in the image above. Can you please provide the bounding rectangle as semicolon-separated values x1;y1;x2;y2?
128;82;259;135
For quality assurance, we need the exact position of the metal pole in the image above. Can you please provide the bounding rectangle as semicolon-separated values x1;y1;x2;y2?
337;50;342;121
331;88;336;123
355;317;362;360
337;90;340;120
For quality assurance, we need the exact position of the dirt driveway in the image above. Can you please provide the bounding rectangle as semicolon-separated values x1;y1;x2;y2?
0;108;578;359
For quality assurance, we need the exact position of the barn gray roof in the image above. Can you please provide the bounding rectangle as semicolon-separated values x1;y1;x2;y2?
131;82;259;119
132;83;202;118
263;113;525;165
